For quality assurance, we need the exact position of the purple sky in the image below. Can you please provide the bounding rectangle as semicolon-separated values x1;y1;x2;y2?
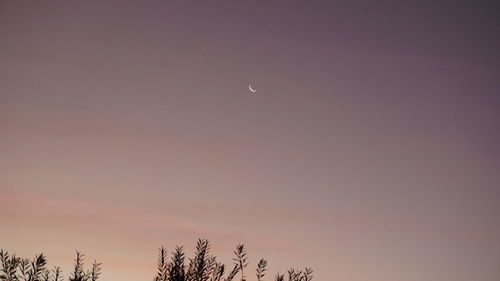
1;1;499;281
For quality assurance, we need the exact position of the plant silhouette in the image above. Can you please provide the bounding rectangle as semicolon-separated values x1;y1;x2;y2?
255;259;267;281
1;239;312;281
233;245;248;281
152;239;312;281
0;250;100;281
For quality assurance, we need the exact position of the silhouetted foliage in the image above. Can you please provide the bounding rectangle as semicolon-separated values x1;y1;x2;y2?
0;250;20;281
303;268;313;281
187;239;212;281
168;246;186;281
52;267;63;281
232;245;248;281
153;240;312;281
0;251;48;281
19;258;30;281
255;259;267;281
0;250;99;281
223;265;239;281
209;261;224;281
41;270;50;281
2;239;312;281
69;251;86;281
89;261;102;281
29;254;47;281
274;274;284;281
155;247;169;281
283;268;313;281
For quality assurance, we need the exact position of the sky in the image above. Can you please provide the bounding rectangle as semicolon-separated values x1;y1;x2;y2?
1;1;499;281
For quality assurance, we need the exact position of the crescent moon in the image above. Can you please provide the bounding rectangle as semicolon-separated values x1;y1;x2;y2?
249;85;257;93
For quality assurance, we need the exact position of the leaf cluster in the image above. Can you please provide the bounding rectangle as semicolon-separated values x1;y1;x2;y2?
0;250;100;281
273;267;313;281
153;239;312;281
